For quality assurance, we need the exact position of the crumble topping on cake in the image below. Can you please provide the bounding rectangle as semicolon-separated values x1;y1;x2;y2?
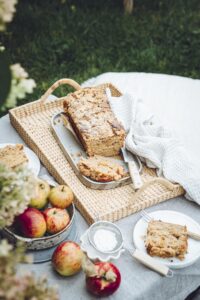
145;220;188;260
63;87;125;157
78;156;126;182
0;144;28;169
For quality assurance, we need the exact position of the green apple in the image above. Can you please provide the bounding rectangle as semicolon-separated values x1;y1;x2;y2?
29;179;50;209
48;185;74;209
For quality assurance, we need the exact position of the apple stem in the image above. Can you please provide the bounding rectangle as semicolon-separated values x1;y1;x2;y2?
40;183;45;190
61;186;65;192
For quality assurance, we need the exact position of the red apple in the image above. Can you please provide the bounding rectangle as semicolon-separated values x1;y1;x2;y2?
15;207;46;238
83;257;121;297
52;241;83;276
43;208;70;234
48;185;74;209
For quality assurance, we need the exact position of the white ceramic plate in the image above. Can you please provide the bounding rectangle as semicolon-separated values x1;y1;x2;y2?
133;210;200;269
0;143;40;176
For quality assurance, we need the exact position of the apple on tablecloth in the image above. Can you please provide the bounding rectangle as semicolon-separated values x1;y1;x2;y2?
52;241;83;276
82;255;121;297
43;207;70;234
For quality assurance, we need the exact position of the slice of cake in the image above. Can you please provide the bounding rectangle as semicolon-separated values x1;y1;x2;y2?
78;156;126;182
0;144;28;169
145;220;188;260
63;87;125;157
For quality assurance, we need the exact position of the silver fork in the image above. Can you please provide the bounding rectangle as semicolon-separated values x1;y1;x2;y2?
141;210;200;241
141;210;152;223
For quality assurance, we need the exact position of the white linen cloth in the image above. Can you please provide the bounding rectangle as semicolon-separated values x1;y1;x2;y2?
106;89;200;205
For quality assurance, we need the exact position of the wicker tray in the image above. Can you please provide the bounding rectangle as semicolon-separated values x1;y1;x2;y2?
9;78;185;224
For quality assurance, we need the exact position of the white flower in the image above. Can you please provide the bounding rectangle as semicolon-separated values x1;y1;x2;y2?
0;164;36;229
19;78;36;93
5;63;36;109
0;239;13;256
0;0;17;31
11;63;28;79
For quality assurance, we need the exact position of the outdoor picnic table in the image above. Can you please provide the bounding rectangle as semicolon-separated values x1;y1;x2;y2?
1;72;200;300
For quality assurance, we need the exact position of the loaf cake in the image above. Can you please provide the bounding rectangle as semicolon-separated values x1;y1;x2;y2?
78;156;126;182
0;144;28;169
145;220;188;260
63;87;125;157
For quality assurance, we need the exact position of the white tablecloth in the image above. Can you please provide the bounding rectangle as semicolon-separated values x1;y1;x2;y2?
1;72;200;300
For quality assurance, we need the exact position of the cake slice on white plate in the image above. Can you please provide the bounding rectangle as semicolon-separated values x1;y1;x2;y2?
0;144;28;169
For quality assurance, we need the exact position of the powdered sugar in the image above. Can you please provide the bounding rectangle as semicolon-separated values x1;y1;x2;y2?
93;229;118;252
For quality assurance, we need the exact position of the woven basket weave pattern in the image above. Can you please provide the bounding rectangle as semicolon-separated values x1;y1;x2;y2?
9;80;184;224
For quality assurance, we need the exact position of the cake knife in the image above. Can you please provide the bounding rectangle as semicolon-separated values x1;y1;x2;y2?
126;247;173;277
121;147;143;190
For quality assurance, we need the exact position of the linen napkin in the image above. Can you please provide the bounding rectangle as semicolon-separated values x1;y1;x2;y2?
106;89;200;205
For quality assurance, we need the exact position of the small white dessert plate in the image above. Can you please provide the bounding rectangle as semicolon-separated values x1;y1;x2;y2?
133;210;200;269
80;229;125;262
0;143;40;176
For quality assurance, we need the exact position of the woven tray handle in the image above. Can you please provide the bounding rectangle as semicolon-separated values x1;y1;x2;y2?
139;177;176;193
40;78;81;103
128;177;179;208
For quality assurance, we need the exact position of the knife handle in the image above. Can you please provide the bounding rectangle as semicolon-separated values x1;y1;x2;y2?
128;161;143;190
132;249;173;277
188;230;200;240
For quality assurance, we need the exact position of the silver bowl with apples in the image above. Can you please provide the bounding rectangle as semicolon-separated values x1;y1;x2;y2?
3;203;76;250
2;180;76;251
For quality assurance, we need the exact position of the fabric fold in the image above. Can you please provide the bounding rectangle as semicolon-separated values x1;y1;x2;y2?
107;89;200;204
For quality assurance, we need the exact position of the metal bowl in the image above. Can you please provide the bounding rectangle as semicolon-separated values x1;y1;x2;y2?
2;203;75;251
88;221;124;254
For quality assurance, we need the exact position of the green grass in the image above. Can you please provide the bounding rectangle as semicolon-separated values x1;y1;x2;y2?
2;0;200;109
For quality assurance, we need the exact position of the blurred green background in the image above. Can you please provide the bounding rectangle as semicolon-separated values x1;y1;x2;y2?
1;0;200;108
